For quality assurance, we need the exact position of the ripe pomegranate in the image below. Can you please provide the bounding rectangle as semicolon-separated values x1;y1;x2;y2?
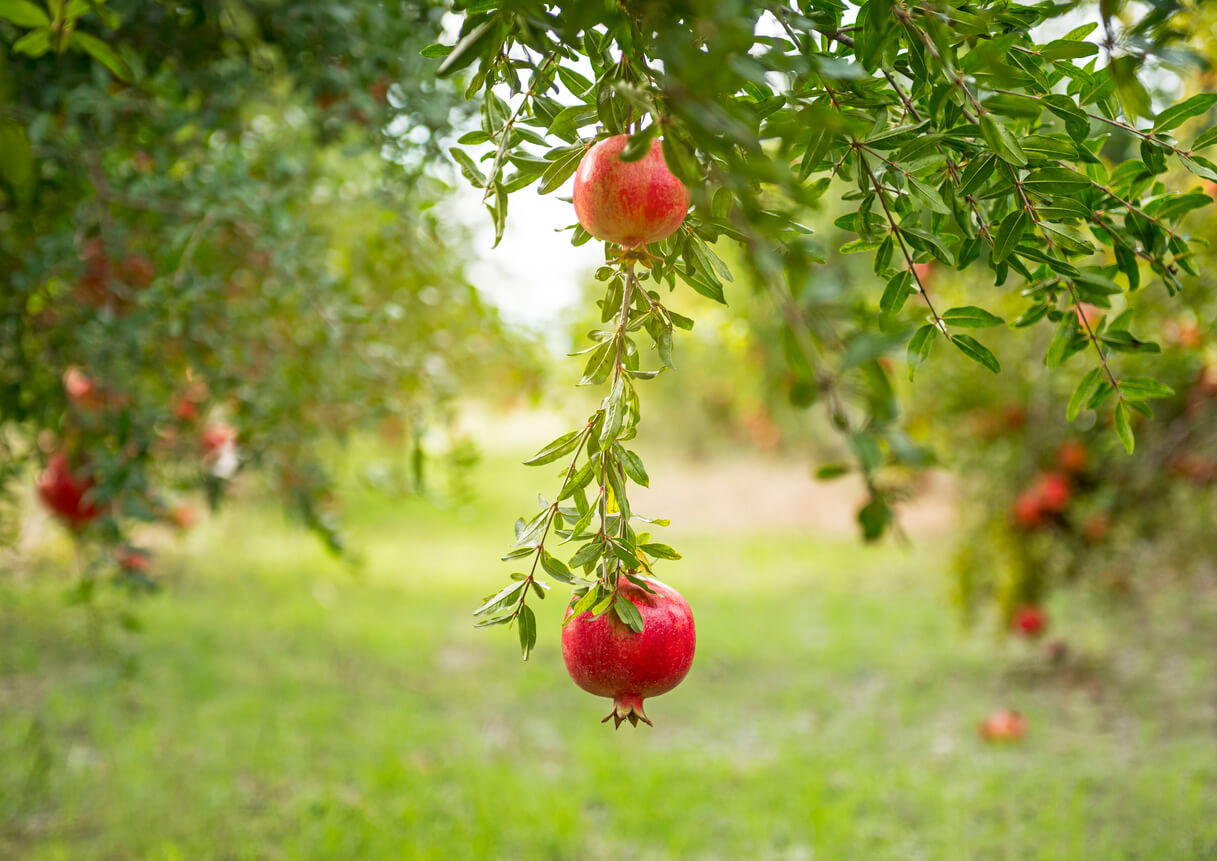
201;421;237;454
116;546;152;573
36;453;103;527
562;575;696;727
1034;472;1070;512
912;261;934;285
979;709;1027;742
1055;440;1088;474
573;135;690;248
1012;604;1047;638
1074;302;1104;331
168;502;198;530
1012;491;1044;529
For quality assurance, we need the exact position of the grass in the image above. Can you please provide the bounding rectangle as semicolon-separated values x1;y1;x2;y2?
2;446;1216;859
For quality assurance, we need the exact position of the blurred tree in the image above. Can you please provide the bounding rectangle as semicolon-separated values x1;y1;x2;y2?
0;0;541;592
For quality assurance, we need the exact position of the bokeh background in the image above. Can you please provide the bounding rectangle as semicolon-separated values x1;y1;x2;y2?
2;1;1217;858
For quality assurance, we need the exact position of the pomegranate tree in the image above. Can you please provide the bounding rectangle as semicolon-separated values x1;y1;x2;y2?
573;135;690;249
562;575;696;727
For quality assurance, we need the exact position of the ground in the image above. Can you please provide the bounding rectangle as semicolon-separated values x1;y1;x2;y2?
1;439;1215;860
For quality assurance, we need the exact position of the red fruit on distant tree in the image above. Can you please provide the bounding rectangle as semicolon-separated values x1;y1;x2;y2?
1013;491;1044;529
562;575;696;728
573;135;690;248
168;502;198;530
1056;440;1088;474
36;453;103;527
1034;471;1071;512
201;421;237;454
979;709;1027;742
116;546;152;573
1012;604;1047;638
912;261;934;284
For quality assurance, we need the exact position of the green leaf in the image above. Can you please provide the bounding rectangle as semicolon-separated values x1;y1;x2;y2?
1114;401;1134;454
1119;376;1174;401
538;146;586;194
907;323;937;380
518;604;537;660
0;123;34;200
906;175;950;214
639;542;680;560
1193;125;1217;151
980;113;1028;167
992;208;1029;265
70;32;132;81
879;270;912;314
1153;93;1217;132
565;586;601;625
616;447;649;487
420;43;453;58
11;26;50;56
613;595;645;633
661;134;702;185
540;549;578;584
951;334;1000;373
942;306;1004;328
473;580;526;617
0;0;49;27
436;18;499;78
523;430;583;466
816;464;849;480
449;147;485;188
1180;154;1217;183
1066;367;1103;421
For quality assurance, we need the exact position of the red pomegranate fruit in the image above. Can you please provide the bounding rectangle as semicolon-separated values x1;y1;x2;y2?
1012;604;1047;638
36;453;102;527
562;575;695;728
1034;471;1071;512
1012;491;1044;529
979;709;1027;742
1055;440;1089;474
573;135;690;248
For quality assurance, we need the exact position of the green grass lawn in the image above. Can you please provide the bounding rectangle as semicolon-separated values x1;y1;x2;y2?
2;449;1216;860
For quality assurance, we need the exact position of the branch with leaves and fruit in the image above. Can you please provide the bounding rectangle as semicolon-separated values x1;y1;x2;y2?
430;0;1217;720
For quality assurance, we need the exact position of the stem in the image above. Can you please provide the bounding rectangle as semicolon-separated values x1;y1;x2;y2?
1005;163;1125;401
855;144;950;337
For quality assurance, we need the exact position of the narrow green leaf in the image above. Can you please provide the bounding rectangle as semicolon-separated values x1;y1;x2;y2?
951;334;1001;373
1119;376;1174;401
639;542;681;560
1114;401;1134;453
907;323;937;380
616;447;649;487
70;32;133;81
879;270;912;314
613;595;645;633
473;581;526;617
0;0;49;27
942;306;1004;328
540;549;578;584
518;604;537;660
980;113;1028;167
523;430;583;466
1066;367;1103;421
993;209;1029;264
436;18;499;78
1153;93;1217;132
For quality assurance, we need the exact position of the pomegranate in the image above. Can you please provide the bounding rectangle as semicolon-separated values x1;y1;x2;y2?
1055;440;1088;474
36;453;103;527
979;709;1027;742
1012;604;1047;638
201;421;237;454
1012;491;1043;529
573;135;690;248
562;575;695;727
116;546;152;573
1034;471;1070;512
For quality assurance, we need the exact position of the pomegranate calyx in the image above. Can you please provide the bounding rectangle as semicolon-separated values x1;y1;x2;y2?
602;694;653;729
